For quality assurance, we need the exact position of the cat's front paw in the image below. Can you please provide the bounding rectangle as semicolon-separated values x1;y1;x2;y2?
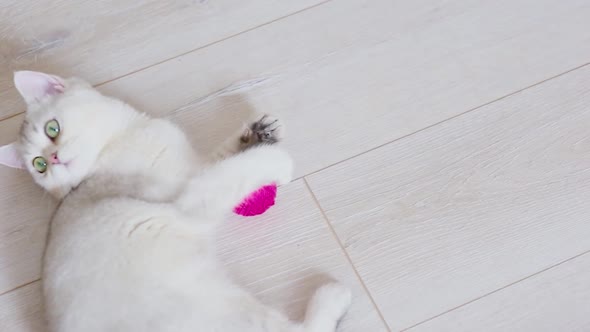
240;115;285;149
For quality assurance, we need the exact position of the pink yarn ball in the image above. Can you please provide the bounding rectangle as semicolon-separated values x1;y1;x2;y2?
233;184;277;217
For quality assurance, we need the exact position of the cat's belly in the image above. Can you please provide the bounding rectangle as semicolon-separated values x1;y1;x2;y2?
42;196;223;332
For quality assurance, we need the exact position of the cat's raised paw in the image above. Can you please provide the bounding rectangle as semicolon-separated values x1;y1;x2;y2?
240;115;284;148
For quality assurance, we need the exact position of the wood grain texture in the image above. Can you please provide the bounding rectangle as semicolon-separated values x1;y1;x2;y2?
408;252;590;332
4;0;590;174
217;180;386;331
0;181;387;332
306;65;590;330
0;282;45;332
97;0;590;177
0;0;325;118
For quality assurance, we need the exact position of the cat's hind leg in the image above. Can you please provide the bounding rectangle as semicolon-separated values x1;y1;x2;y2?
242;282;351;332
302;283;352;332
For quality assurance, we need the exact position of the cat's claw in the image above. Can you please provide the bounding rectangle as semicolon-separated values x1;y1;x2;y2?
240;115;285;148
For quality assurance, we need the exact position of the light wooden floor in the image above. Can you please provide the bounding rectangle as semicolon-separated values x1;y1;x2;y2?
1;1;590;331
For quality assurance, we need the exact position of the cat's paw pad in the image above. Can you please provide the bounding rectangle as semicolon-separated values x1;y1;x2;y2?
240;115;284;147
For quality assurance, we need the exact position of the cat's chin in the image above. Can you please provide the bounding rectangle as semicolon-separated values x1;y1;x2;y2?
38;166;78;200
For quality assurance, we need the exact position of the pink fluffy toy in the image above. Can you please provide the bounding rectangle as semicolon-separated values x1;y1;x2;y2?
233;183;277;217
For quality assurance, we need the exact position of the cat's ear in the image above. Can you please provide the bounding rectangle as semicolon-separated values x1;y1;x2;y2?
0;143;25;170
13;71;65;105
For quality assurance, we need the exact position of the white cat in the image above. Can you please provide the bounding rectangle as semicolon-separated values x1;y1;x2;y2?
0;71;351;332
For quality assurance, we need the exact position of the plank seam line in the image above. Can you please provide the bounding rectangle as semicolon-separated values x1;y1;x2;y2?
0;0;335;123
294;60;590;182
401;248;590;331
94;0;336;89
303;177;393;332
0;278;39;297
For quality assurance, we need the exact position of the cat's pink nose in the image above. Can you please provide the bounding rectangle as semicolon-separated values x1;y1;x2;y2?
50;152;60;164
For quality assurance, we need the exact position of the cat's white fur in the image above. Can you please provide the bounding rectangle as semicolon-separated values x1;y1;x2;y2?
6;71;351;332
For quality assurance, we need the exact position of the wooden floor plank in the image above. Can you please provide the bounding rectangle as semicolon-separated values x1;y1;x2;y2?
306;65;590;330
0;282;45;332
408;252;590;332
0;180;387;332
0;0;326;118
4;0;590;175
96;0;590;177
217;180;387;331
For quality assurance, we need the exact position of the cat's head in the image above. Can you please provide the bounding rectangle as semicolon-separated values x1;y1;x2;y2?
0;71;131;198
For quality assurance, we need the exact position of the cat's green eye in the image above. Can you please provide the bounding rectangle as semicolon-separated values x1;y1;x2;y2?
32;156;47;173
45;119;60;139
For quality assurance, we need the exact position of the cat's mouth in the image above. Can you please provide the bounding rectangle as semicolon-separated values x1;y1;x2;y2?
57;160;72;169
50;152;72;168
